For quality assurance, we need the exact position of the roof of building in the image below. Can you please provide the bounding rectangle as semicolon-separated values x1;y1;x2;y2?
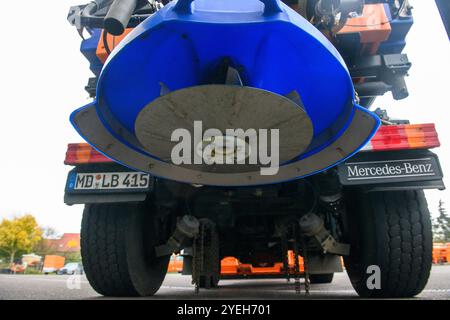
45;233;80;253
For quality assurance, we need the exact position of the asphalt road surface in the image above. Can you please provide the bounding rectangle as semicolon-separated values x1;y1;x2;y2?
0;265;449;300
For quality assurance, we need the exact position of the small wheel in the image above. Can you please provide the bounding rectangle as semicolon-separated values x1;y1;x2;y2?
81;202;170;297
344;190;432;298
309;273;334;284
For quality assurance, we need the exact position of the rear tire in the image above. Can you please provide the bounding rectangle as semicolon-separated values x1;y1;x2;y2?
81;202;170;297
309;273;334;284
344;190;432;298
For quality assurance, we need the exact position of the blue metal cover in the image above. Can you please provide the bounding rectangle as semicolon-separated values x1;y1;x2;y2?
71;0;380;186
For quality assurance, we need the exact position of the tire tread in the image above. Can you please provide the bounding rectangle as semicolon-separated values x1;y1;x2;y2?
345;190;432;298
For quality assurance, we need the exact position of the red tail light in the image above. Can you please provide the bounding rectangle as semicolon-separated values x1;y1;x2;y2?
362;123;440;152
64;143;113;165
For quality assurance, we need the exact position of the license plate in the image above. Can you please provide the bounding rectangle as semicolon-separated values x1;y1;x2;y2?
68;172;151;191
338;155;443;185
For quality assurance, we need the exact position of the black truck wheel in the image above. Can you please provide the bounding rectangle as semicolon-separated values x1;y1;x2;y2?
81;203;170;297
309;273;334;284
344;190;432;298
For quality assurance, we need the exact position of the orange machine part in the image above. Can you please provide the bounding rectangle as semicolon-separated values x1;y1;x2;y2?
432;243;449;264
167;254;184;273
166;255;307;277
338;4;392;55
235;251;305;276
96;29;134;64
220;257;241;275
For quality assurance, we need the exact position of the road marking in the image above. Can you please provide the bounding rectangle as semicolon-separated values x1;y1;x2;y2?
0;276;89;284
423;289;450;293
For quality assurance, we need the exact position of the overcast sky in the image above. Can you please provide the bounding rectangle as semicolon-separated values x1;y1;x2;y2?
0;0;449;233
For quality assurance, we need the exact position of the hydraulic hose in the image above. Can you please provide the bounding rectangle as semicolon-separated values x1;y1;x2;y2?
104;0;139;35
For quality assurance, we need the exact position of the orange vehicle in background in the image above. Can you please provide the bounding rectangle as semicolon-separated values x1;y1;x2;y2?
167;255;184;273
168;253;304;277
10;263;26;274
168;252;305;279
221;251;304;279
433;243;450;264
171;253;342;284
42;255;65;274
170;244;447;275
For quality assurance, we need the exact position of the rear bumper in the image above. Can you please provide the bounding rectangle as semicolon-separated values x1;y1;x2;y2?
64;148;445;205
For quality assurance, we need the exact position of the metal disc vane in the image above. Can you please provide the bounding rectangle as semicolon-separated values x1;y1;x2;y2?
135;84;314;176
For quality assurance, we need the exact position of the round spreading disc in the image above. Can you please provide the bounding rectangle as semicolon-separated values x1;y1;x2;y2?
135;85;314;174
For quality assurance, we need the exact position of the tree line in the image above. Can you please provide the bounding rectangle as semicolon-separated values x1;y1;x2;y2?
0;215;80;266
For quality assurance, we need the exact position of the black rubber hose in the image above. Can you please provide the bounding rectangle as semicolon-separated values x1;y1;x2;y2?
354;82;392;98
104;0;138;36
102;29;112;55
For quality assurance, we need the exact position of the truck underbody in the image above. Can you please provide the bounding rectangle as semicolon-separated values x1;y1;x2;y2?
65;0;446;298
65;134;444;297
